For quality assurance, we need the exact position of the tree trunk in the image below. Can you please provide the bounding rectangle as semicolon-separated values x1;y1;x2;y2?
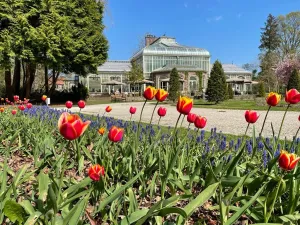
13;58;21;95
44;65;49;94
5;68;13;101
48;70;60;97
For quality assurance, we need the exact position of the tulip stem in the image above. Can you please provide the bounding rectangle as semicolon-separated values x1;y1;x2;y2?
259;105;271;137
290;126;300;152
137;99;147;135
277;104;290;142
180;115;186;128
149;101;158;125
173;113;182;139
158;116;161;126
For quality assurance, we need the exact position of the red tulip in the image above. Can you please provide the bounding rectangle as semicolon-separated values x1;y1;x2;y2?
194;116;207;129
88;164;105;181
299;115;300;121
105;106;112;113
187;113;197;123
266;92;281;106
18;105;25;111
129;106;137;114
155;89;168;102
244;110;259;124
58;112;90;140
278;150;300;171
78;100;86;109
26;103;32;109
41;95;47;101
177;96;193;115
108;126;123;142
285;89;300;104
65;101;73;109
11;110;17;115
157;107;167;117
13;95;19;102
143;86;157;100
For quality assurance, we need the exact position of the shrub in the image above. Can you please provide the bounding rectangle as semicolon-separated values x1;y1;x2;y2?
169;68;180;102
258;82;266;97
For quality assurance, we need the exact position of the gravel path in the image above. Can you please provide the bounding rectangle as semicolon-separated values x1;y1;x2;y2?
70;102;300;140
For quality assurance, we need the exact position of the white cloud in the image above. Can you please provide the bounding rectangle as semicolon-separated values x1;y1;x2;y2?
206;15;223;22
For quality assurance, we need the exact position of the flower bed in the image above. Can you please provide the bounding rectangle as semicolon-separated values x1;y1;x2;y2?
0;89;300;224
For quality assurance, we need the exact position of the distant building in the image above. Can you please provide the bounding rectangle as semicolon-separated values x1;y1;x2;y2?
222;64;253;95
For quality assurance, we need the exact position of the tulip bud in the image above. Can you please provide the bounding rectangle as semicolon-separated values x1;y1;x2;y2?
65;101;73;109
108;126;123;142
105;106;112;113
78;100;86;109
194;116;207;129
157;107;167;117
285;89;300;104
244;110;259;124
88;164;105;181
129;106;137;114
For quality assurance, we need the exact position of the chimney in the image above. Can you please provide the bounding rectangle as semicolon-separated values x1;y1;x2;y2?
145;34;157;46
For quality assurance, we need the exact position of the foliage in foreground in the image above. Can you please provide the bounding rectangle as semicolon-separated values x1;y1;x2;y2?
0;88;300;224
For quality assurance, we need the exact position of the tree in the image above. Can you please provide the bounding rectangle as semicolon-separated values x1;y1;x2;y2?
0;0;108;98
278;11;300;57
196;71;203;93
287;68;300;91
259;14;281;53
169;68;180;102
228;84;234;99
276;54;300;85
258;82;266;97
206;60;227;103
126;61;144;93
259;52;279;91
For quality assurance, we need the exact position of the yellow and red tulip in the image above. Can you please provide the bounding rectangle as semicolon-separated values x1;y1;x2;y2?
0;107;4;113
157;107;167;117
41;95;47;101
108;126;123;142
278;150;300;171
244;110;259;124
88;164;105;181
194;116;207;129
155;89;168;102
266;92;281;106
98;127;105;135
143;86;157;100
105;106;112;113
58;112;90;140
285;89;300;104
177;96;193;115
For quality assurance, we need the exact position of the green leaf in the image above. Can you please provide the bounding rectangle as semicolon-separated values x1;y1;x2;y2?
225;183;267;225
3;200;26;224
98;171;142;212
38;171;49;201
156;207;187;218
120;209;149;225
24;211;42;225
177;182;219;224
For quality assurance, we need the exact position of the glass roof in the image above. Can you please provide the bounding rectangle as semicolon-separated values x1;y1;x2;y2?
132;37;210;59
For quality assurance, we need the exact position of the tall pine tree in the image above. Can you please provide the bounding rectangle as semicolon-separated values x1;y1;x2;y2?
206;60;227;103
169;68;180;102
287;68;300;91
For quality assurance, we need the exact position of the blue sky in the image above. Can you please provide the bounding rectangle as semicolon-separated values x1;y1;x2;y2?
103;0;299;67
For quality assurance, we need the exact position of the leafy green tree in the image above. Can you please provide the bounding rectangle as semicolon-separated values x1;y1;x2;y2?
258;82;266;97
127;61;144;87
206;60;227;103
287;68;300;91
227;84;234;99
169;68;180;102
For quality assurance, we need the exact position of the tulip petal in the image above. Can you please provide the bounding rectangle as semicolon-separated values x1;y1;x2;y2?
72;120;91;137
288;157;300;170
58;112;69;129
59;123;78;140
278;152;290;170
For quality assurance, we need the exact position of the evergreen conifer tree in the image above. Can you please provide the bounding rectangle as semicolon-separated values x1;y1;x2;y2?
287;69;300;91
206;60;227;103
169;68;180;102
258;82;266;97
228;84;234;99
